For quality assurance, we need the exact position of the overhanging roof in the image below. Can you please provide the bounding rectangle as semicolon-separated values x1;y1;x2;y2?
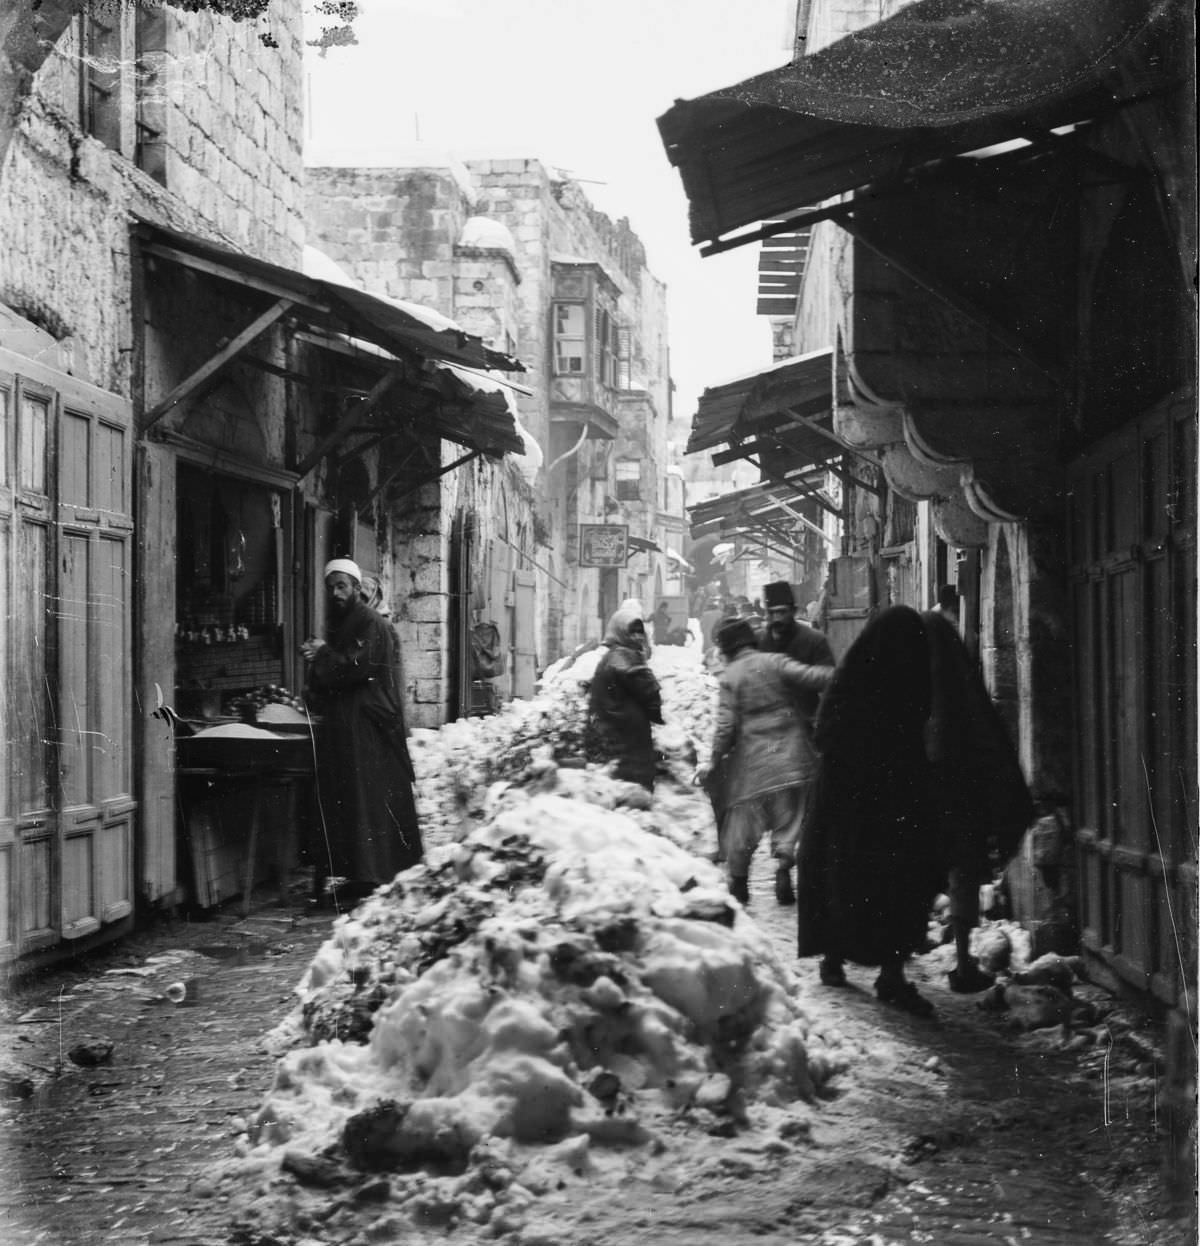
688;470;834;550
137;222;526;459
687;347;837;471
137;222;524;374
658;0;1182;248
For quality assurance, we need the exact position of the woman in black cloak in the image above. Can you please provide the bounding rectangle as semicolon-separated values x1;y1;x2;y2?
796;605;943;1016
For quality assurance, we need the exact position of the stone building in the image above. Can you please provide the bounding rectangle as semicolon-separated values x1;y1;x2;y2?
0;3;523;963
306;155;679;678
661;0;1196;1191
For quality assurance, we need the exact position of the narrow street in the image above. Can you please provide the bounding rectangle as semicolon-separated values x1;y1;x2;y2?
1;807;1187;1246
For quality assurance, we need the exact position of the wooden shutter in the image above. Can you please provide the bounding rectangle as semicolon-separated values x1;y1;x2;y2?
511;569;537;699
0;351;135;957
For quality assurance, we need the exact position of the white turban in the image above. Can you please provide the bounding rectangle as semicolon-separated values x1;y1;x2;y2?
323;558;362;583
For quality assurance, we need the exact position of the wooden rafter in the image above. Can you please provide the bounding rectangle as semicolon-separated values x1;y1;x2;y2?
142;297;295;431
295;370;400;479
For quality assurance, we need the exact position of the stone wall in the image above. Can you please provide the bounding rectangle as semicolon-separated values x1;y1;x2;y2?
306;156;675;678
1;6;303;394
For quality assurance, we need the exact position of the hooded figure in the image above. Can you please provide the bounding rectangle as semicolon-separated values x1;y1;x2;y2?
587;607;664;789
797;606;941;1016
303;559;421;901
922;609;1034;992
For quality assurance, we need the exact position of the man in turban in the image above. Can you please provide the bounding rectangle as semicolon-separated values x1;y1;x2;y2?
301;559;422;905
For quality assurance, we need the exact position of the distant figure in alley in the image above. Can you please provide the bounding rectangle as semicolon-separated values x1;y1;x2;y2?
587;606;664;790
302;558;422;904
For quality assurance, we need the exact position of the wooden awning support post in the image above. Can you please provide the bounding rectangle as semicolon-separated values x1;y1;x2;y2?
142;297;295;432
295;370;401;479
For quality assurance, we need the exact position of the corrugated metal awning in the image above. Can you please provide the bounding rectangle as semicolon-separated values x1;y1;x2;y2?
658;0;1181;250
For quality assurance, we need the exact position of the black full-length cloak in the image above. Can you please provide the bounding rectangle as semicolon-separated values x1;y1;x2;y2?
307;597;422;885
796;606;942;966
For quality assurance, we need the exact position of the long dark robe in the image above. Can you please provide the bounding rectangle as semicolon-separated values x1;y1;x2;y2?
307;598;422;885
922;610;1034;878
797;606;942;966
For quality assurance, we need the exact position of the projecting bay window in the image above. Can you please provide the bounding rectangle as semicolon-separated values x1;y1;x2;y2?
550;261;626;441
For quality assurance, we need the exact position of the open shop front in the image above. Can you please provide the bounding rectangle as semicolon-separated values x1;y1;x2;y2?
171;453;316;914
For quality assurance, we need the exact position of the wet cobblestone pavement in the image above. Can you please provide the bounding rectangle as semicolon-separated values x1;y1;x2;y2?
1;856;1192;1246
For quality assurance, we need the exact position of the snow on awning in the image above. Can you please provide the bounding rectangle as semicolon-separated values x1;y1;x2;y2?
658;0;1181;251
138;222;524;373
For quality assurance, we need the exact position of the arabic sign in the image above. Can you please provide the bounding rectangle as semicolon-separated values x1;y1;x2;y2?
578;523;629;568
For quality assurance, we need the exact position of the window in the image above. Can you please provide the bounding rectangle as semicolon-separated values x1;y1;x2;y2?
615;459;640;502
80;11;122;151
135;7;168;183
595;307;620;390
553;303;586;374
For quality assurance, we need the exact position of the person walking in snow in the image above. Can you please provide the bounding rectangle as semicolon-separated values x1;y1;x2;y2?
696;618;834;906
587;606;664;789
922;608;1033;994
302;558;422;905
796;606;942;1016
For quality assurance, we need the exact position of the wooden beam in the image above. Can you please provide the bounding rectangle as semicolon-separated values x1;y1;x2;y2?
820;454;882;498
142;241;329;313
751;455;842;519
142;298;295;431
701;203;854;259
295;369;400;479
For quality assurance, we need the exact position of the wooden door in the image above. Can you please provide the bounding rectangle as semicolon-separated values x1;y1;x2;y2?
512;569;537;699
0;352;135;959
1069;401;1197;1006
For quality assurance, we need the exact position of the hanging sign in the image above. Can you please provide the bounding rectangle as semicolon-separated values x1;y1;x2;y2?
578;523;629;568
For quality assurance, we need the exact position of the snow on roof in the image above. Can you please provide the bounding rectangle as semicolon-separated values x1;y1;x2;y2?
301;245;363;290
302;245;462;334
460;215;517;255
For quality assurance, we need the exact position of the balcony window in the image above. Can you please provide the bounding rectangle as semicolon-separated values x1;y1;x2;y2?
554;303;586;375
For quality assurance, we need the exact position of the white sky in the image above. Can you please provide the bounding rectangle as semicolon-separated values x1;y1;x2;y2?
302;0;796;430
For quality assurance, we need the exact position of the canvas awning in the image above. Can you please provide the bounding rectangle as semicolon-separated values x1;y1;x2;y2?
658;0;1182;250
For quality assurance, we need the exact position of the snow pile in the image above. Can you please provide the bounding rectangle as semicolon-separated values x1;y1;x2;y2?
229;783;850;1242
410;645;718;845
